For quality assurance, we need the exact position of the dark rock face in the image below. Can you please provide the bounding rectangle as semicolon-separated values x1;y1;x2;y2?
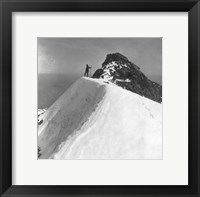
92;68;103;78
92;53;162;103
102;53;140;71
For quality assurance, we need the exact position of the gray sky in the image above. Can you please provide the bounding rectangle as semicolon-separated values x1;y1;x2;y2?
38;37;162;84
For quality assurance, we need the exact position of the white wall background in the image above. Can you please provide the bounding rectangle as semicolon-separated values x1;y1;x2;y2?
12;12;188;185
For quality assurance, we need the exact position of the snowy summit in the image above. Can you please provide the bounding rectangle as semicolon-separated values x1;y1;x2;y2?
38;76;162;159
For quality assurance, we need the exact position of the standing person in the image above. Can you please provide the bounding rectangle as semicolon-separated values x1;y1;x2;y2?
84;64;91;77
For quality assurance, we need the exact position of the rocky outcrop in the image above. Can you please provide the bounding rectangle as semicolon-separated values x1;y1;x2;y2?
92;52;162;103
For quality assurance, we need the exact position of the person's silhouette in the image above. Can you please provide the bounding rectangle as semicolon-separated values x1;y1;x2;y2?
84;64;91;77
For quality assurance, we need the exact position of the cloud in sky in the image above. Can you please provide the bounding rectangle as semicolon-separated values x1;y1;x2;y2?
38;37;162;83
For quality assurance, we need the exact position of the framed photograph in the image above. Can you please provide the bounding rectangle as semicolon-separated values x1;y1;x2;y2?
37;37;163;160
0;0;199;196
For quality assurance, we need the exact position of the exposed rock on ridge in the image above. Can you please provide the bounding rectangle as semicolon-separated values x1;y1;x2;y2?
92;52;162;103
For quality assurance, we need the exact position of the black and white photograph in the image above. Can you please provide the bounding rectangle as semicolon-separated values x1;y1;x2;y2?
38;38;162;160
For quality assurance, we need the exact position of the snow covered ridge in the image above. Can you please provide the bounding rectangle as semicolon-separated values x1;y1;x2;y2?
38;108;47;126
92;52;162;103
38;108;47;116
38;77;162;159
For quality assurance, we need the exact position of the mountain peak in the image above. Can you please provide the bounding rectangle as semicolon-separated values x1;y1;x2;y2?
92;53;162;103
102;52;140;70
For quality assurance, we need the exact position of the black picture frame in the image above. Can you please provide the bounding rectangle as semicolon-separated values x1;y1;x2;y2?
0;0;199;196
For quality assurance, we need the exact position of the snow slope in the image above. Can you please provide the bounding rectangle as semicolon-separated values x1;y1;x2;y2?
38;77;162;159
